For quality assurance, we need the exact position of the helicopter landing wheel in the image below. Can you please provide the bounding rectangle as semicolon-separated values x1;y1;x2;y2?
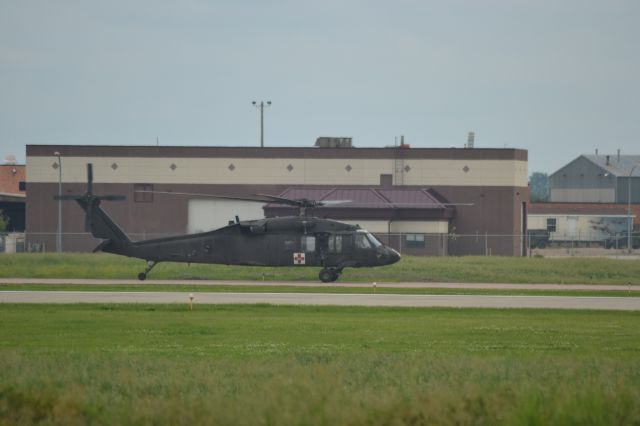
137;260;157;281
319;268;339;283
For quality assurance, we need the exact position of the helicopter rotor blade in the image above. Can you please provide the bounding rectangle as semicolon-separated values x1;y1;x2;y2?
54;195;83;200
317;200;352;206
252;193;302;206
87;164;93;195
84;213;92;232
134;190;276;204
85;201;93;232
98;195;127;201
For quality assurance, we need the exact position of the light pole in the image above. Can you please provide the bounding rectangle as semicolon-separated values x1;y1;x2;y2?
628;164;639;254
252;100;271;148
54;151;62;252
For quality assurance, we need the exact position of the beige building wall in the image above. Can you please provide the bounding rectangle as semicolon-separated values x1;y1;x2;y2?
529;213;630;242
27;156;528;187
550;188;615;203
340;220;449;234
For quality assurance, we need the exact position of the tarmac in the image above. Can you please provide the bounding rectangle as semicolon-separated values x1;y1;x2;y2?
2;278;639;310
2;291;640;311
0;278;638;291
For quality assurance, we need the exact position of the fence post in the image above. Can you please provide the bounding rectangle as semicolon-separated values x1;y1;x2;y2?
485;231;488;256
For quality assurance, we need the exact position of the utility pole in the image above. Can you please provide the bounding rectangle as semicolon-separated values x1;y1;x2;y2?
628;164;639;254
252;100;271;148
54;151;62;252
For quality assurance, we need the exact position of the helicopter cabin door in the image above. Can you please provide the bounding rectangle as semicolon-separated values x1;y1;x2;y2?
295;235;318;266
323;233;352;267
269;234;295;266
271;234;318;266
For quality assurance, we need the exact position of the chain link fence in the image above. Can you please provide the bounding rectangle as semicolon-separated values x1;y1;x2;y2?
4;231;637;256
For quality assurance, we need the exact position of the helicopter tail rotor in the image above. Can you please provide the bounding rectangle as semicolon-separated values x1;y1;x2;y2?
54;163;129;241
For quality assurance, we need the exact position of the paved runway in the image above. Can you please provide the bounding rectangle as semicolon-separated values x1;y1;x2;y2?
2;291;639;310
1;278;638;291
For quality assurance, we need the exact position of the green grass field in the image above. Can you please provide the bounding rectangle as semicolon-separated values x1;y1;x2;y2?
1;304;640;425
1;252;640;284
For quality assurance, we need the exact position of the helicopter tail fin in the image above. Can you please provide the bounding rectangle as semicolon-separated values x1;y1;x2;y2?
55;163;130;244
74;197;131;243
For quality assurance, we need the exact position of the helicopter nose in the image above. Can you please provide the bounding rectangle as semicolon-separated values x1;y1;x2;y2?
381;246;401;265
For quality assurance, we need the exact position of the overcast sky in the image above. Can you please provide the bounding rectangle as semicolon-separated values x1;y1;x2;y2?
1;0;638;174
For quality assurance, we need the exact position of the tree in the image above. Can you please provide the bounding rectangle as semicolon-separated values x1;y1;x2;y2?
0;209;9;232
529;172;550;202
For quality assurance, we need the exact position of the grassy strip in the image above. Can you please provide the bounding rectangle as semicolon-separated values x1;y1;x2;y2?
1;304;639;425
1;252;640;284
2;283;640;297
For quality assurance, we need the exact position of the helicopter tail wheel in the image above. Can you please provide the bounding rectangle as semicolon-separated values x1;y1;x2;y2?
138;260;157;281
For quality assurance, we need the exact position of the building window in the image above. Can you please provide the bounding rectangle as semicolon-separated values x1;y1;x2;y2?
546;218;557;232
405;234;425;248
19;181;26;191
134;184;154;203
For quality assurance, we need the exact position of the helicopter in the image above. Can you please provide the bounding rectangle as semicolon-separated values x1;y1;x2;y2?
55;164;401;282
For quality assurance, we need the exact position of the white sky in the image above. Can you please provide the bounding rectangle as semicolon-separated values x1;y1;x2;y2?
1;0;638;174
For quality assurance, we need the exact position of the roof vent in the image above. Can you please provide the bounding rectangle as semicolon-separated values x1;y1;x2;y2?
467;131;475;148
315;137;353;148
4;154;16;165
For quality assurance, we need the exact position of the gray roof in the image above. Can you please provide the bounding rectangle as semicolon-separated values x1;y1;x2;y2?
584;155;640;177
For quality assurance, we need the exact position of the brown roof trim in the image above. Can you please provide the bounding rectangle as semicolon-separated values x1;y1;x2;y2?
27;145;527;161
0;193;26;202
264;206;454;221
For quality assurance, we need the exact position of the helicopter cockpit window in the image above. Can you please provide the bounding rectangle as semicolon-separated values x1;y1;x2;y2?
365;232;382;248
355;233;372;249
301;236;316;252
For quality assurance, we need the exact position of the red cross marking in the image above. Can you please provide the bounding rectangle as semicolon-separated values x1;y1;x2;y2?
293;252;306;265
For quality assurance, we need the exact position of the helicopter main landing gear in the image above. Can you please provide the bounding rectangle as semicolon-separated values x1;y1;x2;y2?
138;260;157;281
319;267;342;283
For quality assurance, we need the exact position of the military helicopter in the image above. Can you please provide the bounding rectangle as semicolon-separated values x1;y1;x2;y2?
55;164;401;282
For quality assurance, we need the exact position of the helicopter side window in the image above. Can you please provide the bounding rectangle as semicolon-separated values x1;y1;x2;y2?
355;234;372;249
283;239;295;251
328;235;343;254
301;236;316;252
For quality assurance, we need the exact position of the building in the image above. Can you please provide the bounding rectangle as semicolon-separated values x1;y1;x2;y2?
550;154;640;203
0;162;26;232
528;202;638;247
25;144;528;255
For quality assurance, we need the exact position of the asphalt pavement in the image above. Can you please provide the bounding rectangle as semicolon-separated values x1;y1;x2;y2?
1;291;639;310
0;278;638;291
